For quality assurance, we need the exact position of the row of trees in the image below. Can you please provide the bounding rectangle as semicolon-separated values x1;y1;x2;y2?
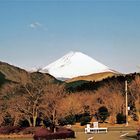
0;74;140;131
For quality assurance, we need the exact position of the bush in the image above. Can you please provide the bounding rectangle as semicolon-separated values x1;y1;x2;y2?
65;115;76;125
116;113;126;124
0;126;23;134
21;127;40;134
58;118;68;126
19;119;30;127
80;116;91;126
43;119;51;127
33;127;75;140
33;127;51;137
2;113;13;126
59;115;76;126
96;106;109;122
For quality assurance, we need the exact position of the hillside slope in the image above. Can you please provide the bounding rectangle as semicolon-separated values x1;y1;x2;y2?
66;71;118;83
0;61;29;84
0;61;61;88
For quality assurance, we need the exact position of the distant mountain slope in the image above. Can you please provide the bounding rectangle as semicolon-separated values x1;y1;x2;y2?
0;61;61;88
41;51;115;79
66;73;138;93
0;61;29;84
66;71;118;83
30;72;62;84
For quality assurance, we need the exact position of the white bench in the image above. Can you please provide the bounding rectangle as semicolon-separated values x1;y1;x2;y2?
85;122;108;134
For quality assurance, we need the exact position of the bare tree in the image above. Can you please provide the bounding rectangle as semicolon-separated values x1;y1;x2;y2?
8;82;45;127
129;76;140;123
93;86;125;124
59;93;83;117
41;84;65;132
0;83;17;126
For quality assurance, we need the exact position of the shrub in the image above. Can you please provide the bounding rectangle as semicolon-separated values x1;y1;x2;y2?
2;113;13;126
33;127;75;140
21;127;40;134
80;116;91;126
65;115;76;125
59;115;76;126
0;126;23;134
96;106;109;122
116;113;126;124
43;119;51;127
75;114;83;122
58;118;67;126
33;127;51;137
19;119;30;127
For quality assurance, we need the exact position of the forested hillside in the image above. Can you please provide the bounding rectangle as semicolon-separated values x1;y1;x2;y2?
0;61;140;129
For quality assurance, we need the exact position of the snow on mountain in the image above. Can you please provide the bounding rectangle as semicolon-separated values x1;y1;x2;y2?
40;51;113;79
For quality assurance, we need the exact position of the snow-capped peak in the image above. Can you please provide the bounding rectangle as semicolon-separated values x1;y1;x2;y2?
41;51;113;79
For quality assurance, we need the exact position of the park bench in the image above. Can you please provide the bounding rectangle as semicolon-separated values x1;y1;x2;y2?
85;122;108;134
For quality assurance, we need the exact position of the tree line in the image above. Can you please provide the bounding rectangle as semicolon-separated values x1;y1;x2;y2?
0;73;140;131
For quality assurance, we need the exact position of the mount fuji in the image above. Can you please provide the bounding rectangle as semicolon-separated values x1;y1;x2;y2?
40;51;115;80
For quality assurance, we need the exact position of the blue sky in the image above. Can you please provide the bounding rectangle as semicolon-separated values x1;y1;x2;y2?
0;0;140;73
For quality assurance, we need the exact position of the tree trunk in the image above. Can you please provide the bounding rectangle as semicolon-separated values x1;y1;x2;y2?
33;116;37;127
13;118;18;126
50;123;55;132
27;118;32;127
54;125;56;133
52;110;57;133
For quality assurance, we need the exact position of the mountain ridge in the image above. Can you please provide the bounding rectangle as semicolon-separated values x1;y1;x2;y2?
0;61;61;88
